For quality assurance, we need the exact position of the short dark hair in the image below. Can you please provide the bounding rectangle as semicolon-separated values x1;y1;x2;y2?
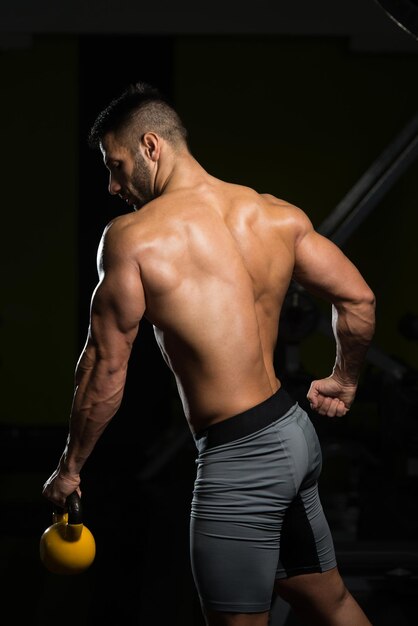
88;81;189;151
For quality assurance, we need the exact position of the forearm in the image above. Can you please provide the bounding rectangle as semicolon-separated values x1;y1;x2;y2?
331;295;376;385
60;348;128;475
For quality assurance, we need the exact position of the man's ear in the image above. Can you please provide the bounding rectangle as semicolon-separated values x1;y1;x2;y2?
141;132;161;162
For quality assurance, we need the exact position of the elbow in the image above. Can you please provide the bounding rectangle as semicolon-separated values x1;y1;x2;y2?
95;344;131;375
355;287;376;340
364;287;376;331
363;287;376;309
104;357;129;377
334;287;376;338
335;287;376;312
90;349;128;378
359;287;376;320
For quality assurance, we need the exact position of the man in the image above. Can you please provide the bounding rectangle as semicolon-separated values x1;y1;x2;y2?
43;82;375;626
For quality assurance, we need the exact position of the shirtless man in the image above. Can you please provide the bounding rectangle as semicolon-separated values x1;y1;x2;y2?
42;82;375;626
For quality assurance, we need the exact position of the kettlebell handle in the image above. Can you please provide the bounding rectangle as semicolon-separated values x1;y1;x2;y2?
54;491;83;525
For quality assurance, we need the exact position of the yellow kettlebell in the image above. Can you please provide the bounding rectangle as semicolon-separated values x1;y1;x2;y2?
40;491;96;575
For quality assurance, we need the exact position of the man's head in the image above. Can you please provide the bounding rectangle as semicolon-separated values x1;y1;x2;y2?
88;82;189;209
88;82;188;153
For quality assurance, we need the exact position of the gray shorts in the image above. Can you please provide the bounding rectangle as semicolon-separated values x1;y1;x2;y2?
190;388;337;613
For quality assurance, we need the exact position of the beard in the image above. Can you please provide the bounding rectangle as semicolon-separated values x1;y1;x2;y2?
129;152;154;210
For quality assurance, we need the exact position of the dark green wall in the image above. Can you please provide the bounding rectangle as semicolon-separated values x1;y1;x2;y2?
1;36;78;425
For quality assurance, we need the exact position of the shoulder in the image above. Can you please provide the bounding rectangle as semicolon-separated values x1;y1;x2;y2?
97;213;145;273
98;200;169;269
102;212;138;238
259;193;307;220
100;205;160;247
99;214;132;253
259;194;314;242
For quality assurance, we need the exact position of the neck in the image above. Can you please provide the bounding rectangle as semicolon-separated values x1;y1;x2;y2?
153;150;211;197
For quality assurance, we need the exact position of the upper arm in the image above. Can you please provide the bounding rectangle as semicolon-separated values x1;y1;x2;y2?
291;209;374;306
87;220;146;363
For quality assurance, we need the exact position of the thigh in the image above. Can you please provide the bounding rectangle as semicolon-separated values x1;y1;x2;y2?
190;516;279;614
275;480;337;579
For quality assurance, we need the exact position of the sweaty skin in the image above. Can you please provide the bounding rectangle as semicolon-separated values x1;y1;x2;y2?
42;131;375;508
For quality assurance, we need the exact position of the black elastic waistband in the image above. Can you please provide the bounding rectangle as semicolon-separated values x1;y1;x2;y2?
194;387;296;450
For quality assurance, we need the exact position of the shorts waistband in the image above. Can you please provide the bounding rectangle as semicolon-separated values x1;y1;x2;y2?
194;387;296;450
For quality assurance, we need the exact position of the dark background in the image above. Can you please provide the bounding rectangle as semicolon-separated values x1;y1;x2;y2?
1;2;418;624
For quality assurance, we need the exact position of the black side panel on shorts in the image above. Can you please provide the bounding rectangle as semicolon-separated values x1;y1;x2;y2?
280;493;322;576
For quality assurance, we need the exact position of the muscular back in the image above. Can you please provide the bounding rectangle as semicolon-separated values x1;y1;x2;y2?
117;179;298;431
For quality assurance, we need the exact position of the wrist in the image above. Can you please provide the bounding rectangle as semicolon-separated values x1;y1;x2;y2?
59;451;82;478
331;367;358;387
